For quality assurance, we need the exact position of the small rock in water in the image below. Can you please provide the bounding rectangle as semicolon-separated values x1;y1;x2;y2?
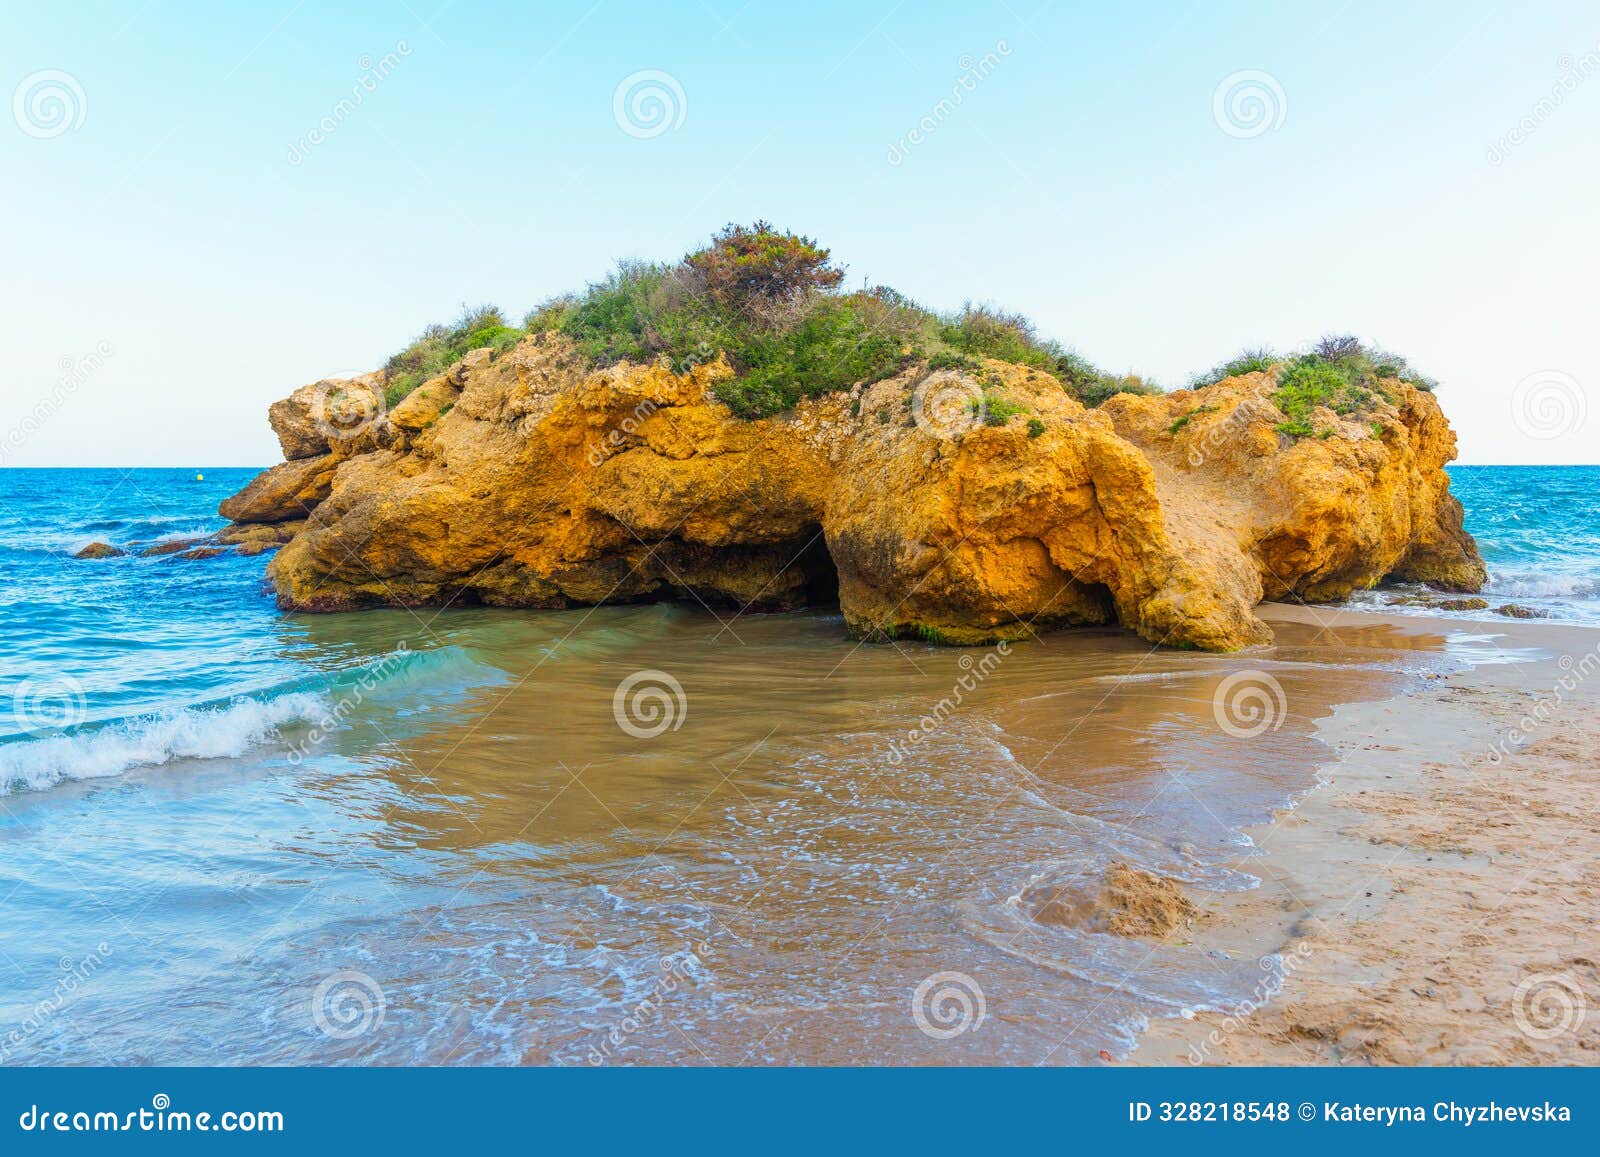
1436;597;1489;611
1494;603;1546;619
73;541;124;559
141;537;209;557
216;523;282;546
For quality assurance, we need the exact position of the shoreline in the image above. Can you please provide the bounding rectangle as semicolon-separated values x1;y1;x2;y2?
1132;603;1600;1065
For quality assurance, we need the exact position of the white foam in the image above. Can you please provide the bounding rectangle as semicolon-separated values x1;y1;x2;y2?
1483;570;1600;600
0;692;327;796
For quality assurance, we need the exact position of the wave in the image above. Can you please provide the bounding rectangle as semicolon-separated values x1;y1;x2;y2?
334;643;504;701
0;645;507;797
1346;580;1600;630
0;692;327;796
1482;570;1600;600
0;520;222;558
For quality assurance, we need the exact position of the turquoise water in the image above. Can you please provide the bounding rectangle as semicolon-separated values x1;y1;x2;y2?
1344;465;1600;623
0;469;497;793
0;465;1591;1065
1448;465;1600;611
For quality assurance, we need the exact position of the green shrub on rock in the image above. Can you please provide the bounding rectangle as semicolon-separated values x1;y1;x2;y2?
380;224;1169;416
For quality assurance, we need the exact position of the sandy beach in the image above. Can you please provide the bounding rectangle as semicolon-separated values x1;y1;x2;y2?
1135;603;1600;1065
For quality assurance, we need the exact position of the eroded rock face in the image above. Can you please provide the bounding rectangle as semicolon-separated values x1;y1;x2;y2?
217;454;339;523
1101;373;1487;611
222;335;1484;650
267;376;387;460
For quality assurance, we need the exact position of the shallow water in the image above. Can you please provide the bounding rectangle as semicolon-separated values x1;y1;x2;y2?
0;466;1558;1064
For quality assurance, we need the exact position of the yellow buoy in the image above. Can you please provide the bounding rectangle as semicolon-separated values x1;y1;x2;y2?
195;473;204;482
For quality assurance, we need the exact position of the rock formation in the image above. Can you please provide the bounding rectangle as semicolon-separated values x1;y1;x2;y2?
218;334;1485;651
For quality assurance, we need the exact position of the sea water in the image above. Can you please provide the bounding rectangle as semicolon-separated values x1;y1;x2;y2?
0;465;1590;1064
1347;465;1600;624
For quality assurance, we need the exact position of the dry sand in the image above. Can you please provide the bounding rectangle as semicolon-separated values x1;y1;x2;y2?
1134;604;1600;1066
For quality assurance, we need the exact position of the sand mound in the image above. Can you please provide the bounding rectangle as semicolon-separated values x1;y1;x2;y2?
1027;860;1198;939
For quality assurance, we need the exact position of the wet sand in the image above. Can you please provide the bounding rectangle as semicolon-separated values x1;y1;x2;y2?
1134;604;1600;1065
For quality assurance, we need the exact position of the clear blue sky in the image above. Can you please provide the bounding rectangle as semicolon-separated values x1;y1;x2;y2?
4;0;1597;465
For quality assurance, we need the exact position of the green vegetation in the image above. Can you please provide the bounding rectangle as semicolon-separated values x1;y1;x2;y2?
973;393;1029;427
868;621;951;644
926;349;978;373
1270;336;1430;439
683;220;844;308
938;307;1058;372
1186;347;1278;389
1182;335;1438;440
1188;336;1436;398
515;224;909;417
377;240;1452;446
381;304;521;406
1074;372;1160;408
381;223;1165;416
1166;403;1218;435
1273;358;1373;438
933;315;1162;407
722;294;909;418
1303;333;1435;392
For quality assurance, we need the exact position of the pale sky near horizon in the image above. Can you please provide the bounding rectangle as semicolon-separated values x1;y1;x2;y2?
3;0;1597;466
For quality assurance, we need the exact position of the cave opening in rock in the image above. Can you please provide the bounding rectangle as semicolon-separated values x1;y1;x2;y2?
1080;580;1117;625
796;530;840;608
